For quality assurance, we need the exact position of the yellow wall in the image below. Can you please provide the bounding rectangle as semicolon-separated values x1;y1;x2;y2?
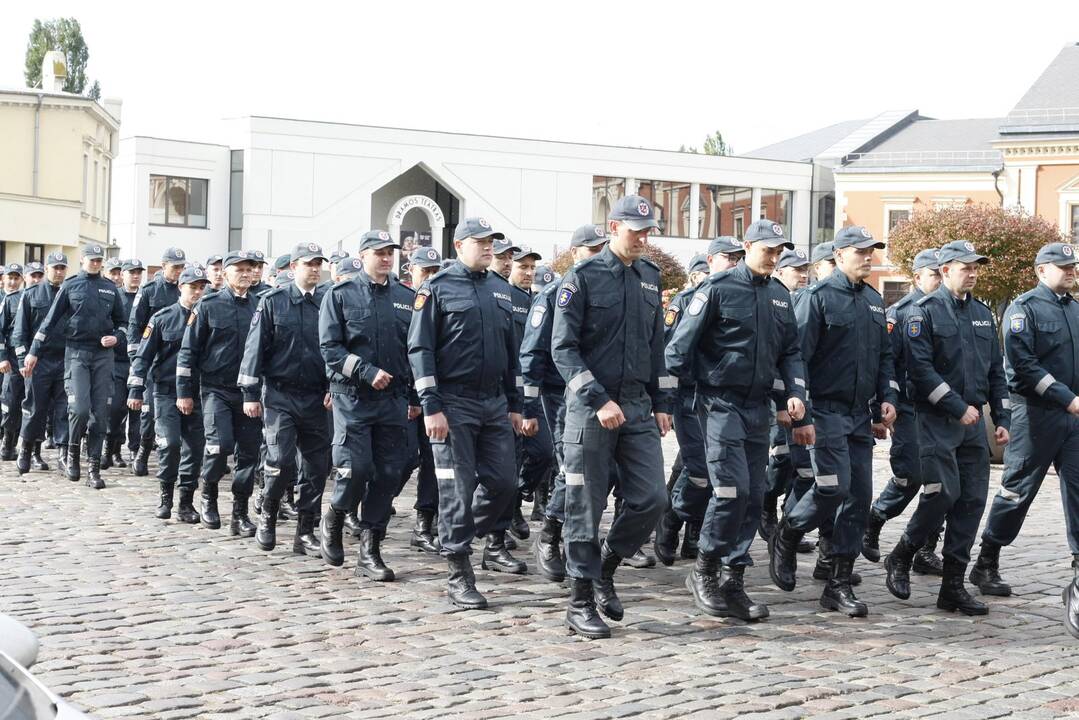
1035;164;1079;222
843;189;1003;240
0;105;36;196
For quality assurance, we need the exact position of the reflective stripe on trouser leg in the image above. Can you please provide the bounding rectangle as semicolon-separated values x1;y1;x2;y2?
902;412;970;559
785;409;856;536
154;394;183;483
199;387;235;487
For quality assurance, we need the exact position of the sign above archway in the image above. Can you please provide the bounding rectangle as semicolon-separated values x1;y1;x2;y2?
388;194;445;227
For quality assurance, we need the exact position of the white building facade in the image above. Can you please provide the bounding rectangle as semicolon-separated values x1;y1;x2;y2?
113;116;814;267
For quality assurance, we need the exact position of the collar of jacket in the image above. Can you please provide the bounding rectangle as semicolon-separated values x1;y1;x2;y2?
826;269;866;293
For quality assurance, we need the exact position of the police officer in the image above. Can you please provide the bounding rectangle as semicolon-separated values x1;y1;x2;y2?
129;265;209;522
102;259;145;471
25;244;127;489
246;250;274;297
811;242;835;282
318;232;418;578
328;250;351;284
526;264;557;521
408;217;526;608
105;258;123;287
491;237;518;281
862;249;945;575
883;240;1010;615
523;224;608;582
12;253;70;474
770;225;897;617
128;248;186;476
397;245;444;553
177;251;262;537
552;195;674;639
206;254;225;291
974;243;1079;619
666;223;806;620
655;237;744;565
271;253;291;282
0;263;26;461
239;242;330;558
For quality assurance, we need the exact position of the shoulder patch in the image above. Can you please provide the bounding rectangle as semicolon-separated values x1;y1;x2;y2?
530;304;547;328
1009;314;1026;334
557;284;577;308
687;291;708;316
907;318;922;338
143;323;153;339
664;305;680;327
414;291;429;311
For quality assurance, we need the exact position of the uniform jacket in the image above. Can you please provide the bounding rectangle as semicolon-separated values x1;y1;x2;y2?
1003;281;1079;410
885;287;925;405
0;289;23;366
12;282;63;363
129;302;194;399
176;286;256;397
127;276;180;357
29;271;127;355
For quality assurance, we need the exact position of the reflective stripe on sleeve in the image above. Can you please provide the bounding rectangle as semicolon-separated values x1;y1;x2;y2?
816;474;839;487
1001;398;1011;409
176;367;192;377
523;385;540;398
127;343;140;353
713;486;737;499
128;376;144;387
34;332;45;342
342;354;361;377
565;472;585;486
414;376;436;391
770;444;789;457
516;375;524;388
237;373;259;386
1035;373;1056;396
889;380;900;391
435;468;455;479
567;370;594;393
658;375;677;389
928;382;950;405
772;378;785;391
922;483;942;495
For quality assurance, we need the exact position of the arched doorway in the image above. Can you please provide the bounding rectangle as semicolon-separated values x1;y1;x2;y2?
387;194;446;264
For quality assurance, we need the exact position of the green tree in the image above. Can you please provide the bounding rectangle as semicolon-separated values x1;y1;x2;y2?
886;203;1063;323
24;17;97;97
549;241;688;296
679;130;732;156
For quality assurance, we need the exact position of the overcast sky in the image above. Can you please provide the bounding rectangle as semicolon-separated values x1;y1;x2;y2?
3;1;1078;154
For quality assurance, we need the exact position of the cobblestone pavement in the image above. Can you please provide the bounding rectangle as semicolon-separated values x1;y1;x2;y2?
3;434;1079;720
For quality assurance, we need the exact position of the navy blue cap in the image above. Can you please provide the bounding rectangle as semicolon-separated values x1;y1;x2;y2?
273;254;291;272
46;251;68;268
274;270;295;287
707;236;744;256
409;246;442;268
179;265;210;285
610;195;659;231
104;258;122;271
122;259;145;272
25;261;44;275
687;254;709;274
533;265;558;290
224;250;254;268
744;220;794;249
358;230;399;253
244;249;267;264
82;243;106;259
329;250;350;265
291;242;328;263
338;257;364;278
811;242;835;264
3;263;23;276
777;248;810;269
492;237;519;256
1035;242;1078;266
571;224;607;248
161;247;187;265
833;226;885;251
937;240;988;265
912;248;941;271
454;217;504;242
513;245;541;262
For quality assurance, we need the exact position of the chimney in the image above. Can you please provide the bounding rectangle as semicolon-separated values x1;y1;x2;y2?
41;50;67;92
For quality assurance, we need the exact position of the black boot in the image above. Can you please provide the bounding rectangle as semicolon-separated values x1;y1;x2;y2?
56;444;68;476
109;438;127;469
938;559;988;615
15;437;31;475
280;486;298;522
593;543;624;621
759;495;779;541
534;516;566;582
1063;556;1079;640
356;528;395;581
447;553;487;609
509;496;531;540
653;507;683;566
176;487;200;524
31;442;49;471
970;540;1012;596
319;507;346;567
884;537;916;600
132;441;152;477
66;442;82;482
100;437;114;470
410;510;441;554
566;577;611;639
531;477;549;521
344;509;362;538
43;435;55;450
719;564;770;621
821;558;868;617
861;510;885;563
86;455;104;490
685;553;727;617
622;546;656;569
813;537;862;585
0;430;15;461
229;496;256;537
200;483;221;530
257;497;280;551
680;522;700;560
482;531;527;574
293;511;321;557
156;481;174;518
768;518;803;591
913;529;945;576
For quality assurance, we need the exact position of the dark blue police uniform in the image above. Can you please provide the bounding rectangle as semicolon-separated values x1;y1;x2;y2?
0;280;25;457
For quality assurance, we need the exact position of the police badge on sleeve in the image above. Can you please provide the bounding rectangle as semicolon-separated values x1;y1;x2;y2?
1010;314;1026;333
530;305;546;328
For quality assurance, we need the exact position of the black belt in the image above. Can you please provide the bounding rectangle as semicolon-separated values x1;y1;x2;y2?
442;381;502;400
329;381;405;400
268;379;325;395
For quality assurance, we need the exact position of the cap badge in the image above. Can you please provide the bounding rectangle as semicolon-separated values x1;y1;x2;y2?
478;218;491;229
427;249;437;259
637;202;650;217
771;223;783;236
594;226;605;237
1065;245;1074;257
964;242;975;252
378;231;390;241
308;243;318;252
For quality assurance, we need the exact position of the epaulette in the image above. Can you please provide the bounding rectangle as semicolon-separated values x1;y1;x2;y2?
915;294;933;306
640;257;661;272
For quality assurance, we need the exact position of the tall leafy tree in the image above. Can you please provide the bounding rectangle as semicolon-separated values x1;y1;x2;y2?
24;17;97;97
679;130;732;156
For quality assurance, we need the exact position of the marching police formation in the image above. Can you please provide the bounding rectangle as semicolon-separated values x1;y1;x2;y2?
6;199;1079;641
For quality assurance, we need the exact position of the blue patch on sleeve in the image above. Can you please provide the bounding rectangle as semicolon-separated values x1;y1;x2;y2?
1010;316;1025;333
557;287;574;307
907;320;921;338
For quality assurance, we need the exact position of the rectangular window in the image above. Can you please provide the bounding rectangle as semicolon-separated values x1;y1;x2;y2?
711;186;753;240
81;155;88;210
635;180;691;237
734;211;745;240
759;189;792;240
150;174;209;229
883;280;910;308
592;176;625;225
888;209;911;230
92;160;99;219
1070;204;1079;241
24;244;44;266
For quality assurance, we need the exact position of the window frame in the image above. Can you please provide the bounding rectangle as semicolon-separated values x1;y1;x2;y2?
149;174;209;229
